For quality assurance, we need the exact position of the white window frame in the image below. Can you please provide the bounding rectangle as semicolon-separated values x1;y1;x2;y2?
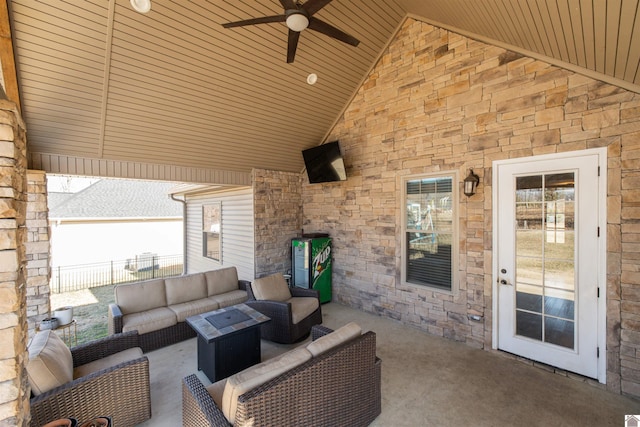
203;202;222;262
401;171;459;294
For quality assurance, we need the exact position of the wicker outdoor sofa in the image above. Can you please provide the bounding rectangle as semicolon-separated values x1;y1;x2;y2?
108;267;250;352
28;330;150;427
182;324;382;427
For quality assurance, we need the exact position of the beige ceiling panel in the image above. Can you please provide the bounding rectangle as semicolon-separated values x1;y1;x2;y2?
605;0;622;76
579;0;595;71
9;0;640;182
593;0;607;74
622;2;640;82
616;0;637;79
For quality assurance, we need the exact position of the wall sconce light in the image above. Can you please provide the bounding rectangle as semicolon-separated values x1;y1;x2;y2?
463;168;480;197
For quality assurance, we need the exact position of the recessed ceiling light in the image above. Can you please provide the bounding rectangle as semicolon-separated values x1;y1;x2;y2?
307;73;318;85
130;0;151;14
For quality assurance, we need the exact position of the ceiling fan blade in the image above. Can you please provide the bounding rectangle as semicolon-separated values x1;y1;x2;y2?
307;18;360;46
302;0;334;16
287;30;301;63
279;0;297;10
222;15;285;28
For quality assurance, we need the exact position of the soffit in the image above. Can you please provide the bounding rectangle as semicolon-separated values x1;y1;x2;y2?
10;0;405;178
8;0;640;182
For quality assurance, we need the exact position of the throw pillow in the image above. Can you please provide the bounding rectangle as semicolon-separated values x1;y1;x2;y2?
251;273;291;302
27;330;73;395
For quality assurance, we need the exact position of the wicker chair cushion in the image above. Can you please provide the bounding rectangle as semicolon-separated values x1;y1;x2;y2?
251;273;291;302
288;297;320;324
115;279;166;315
27;330;73;396
73;347;143;378
168;298;219;322
209;290;248;308
204;378;227;408
122;307;177;334
306;322;362;357
205;267;239;296
221;347;312;424
165;273;207;305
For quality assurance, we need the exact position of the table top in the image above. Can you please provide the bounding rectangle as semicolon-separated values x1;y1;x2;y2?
186;303;270;342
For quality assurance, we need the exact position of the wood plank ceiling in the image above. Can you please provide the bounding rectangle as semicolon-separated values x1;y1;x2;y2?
7;0;640;184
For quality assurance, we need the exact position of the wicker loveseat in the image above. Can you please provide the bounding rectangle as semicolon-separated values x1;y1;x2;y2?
28;330;150;427
182;323;382;427
108;267;249;352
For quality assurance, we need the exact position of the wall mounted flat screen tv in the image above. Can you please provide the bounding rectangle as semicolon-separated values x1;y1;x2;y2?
302;140;347;184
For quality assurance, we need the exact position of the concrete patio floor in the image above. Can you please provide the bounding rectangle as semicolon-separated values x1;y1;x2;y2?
138;302;640;426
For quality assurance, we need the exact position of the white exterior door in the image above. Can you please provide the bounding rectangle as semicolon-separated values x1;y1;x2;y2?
492;148;606;382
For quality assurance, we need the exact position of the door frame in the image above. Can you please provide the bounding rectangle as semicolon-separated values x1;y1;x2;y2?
491;147;607;384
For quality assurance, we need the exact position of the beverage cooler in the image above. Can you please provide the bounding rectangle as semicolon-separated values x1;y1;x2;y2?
291;234;332;303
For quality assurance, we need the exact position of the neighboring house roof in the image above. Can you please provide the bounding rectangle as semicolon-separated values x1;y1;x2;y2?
49;179;182;219
47;192;75;212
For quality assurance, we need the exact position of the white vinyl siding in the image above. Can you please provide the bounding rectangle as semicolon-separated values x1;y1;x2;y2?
185;187;254;281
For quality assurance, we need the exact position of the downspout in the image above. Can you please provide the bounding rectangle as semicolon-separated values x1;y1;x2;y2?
170;194;187;274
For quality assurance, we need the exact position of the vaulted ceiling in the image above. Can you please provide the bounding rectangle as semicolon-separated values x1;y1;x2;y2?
7;0;640;185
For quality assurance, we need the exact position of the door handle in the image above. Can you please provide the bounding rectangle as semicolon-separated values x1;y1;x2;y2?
499;279;511;286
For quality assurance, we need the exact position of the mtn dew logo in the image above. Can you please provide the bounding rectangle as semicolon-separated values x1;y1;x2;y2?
312;240;331;280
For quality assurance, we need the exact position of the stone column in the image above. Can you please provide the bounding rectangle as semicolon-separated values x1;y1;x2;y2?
25;170;50;338
0;97;29;425
252;169;302;278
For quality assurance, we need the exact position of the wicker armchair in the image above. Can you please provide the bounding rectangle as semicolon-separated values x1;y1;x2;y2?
182;325;382;427
29;331;151;427
245;273;322;344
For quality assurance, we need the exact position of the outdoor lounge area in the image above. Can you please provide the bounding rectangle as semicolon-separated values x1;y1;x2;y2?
127;302;639;426
4;1;640;425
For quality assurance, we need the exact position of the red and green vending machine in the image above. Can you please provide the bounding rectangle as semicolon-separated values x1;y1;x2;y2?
291;234;332;303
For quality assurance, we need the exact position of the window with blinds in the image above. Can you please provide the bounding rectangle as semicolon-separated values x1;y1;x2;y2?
403;174;456;291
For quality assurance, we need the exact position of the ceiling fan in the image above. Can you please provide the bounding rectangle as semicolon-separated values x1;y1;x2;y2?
222;0;360;63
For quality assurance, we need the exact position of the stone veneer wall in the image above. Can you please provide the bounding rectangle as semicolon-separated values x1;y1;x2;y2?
253;169;302;278
25;170;50;338
301;18;640;396
0;98;29;425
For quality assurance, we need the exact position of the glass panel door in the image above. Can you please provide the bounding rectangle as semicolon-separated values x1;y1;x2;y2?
495;149;605;381
515;173;575;349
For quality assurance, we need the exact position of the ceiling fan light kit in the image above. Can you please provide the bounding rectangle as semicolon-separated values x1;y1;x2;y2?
222;0;360;63
286;11;309;32
130;0;151;14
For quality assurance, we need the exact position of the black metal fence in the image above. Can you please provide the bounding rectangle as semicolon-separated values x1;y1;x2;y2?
51;254;183;293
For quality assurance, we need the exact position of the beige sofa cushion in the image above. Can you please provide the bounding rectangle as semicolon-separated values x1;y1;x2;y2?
27;330;73;396
205;267;239;296
306;322;362;357
168;298;219;322
73;347;143;378
221;347;312;424
115;279;166;315
251;273;291;302
209;290;248;308
165;273;207;306
122;307;177;335
288;297;319;324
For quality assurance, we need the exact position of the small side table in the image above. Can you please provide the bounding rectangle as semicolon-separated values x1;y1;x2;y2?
37;319;77;347
56;319;78;346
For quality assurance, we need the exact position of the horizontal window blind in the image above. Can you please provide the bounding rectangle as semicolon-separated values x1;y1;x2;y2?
404;175;454;291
